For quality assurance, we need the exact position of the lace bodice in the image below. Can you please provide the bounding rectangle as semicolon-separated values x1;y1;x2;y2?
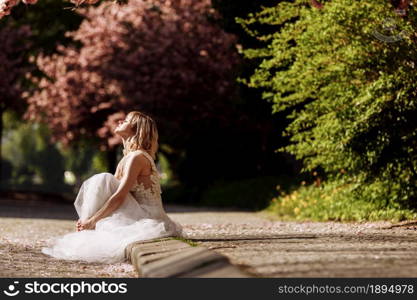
114;150;163;210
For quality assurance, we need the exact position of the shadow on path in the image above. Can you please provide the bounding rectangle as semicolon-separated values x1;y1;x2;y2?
0;198;246;220
188;236;318;242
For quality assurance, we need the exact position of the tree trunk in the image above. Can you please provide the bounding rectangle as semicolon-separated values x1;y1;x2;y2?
0;106;3;182
106;147;117;174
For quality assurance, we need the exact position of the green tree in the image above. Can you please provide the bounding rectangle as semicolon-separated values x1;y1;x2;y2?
2;111;66;193
239;0;417;207
1;110;107;195
0;0;83;182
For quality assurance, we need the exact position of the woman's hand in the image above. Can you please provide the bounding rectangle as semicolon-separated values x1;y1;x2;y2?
76;219;82;231
77;218;96;231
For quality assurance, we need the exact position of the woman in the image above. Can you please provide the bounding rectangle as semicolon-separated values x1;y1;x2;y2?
42;111;183;263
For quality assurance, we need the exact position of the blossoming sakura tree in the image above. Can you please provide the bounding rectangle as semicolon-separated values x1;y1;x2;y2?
23;0;239;151
0;0;103;18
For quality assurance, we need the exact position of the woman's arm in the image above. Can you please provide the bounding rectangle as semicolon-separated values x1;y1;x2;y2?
79;153;145;230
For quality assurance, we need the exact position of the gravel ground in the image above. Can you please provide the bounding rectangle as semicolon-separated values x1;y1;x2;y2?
0;218;137;278
1;200;417;278
175;211;417;277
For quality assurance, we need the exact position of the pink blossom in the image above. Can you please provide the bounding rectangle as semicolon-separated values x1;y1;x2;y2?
25;0;239;150
22;0;38;5
0;0;19;18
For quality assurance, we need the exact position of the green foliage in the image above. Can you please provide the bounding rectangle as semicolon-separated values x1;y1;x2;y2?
91;150;108;174
265;179;417;222
2;110;66;192
240;0;417;208
59;139;101;184
1;110;108;196
157;151;173;186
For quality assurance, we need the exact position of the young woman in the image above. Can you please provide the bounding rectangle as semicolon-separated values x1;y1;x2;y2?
42;111;183;263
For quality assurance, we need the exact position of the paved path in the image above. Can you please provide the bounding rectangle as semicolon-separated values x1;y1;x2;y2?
176;212;417;277
1;199;417;277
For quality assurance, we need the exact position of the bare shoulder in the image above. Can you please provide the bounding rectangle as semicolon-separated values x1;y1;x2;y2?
127;151;151;168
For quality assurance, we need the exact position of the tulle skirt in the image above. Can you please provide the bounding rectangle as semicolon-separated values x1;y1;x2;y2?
42;173;183;263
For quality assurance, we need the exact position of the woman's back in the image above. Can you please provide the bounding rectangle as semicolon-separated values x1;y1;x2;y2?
115;150;163;208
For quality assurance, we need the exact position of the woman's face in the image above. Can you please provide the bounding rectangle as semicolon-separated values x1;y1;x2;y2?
114;115;135;138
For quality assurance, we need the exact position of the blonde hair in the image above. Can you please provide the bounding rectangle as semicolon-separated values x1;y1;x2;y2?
122;111;159;160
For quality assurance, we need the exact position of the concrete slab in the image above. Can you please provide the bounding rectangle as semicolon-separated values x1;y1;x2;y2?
177;260;249;278
126;238;250;278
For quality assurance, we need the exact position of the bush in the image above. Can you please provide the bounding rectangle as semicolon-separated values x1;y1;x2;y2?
239;0;417;208
2;112;66;193
265;179;417;222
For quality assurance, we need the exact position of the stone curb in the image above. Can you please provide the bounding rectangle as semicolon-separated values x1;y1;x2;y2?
125;238;250;278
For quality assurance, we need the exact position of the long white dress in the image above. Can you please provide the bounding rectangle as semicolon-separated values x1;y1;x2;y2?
41;150;183;263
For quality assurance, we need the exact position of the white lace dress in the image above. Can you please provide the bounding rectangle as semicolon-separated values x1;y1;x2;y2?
41;150;183;263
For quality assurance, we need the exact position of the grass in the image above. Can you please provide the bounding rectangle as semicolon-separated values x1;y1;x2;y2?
170;237;199;247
